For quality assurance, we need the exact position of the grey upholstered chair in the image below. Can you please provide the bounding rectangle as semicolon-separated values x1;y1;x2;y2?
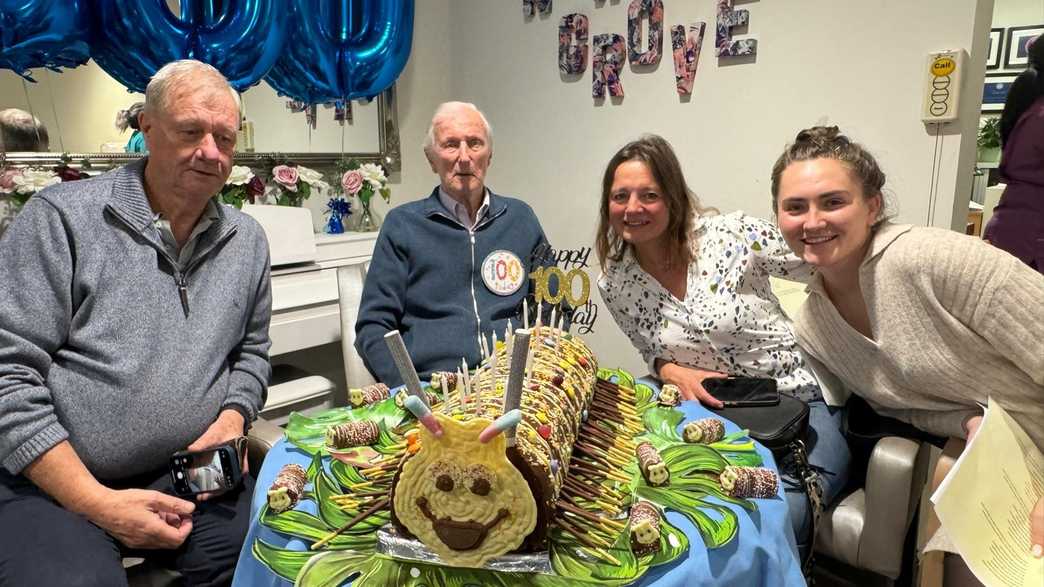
814;435;932;586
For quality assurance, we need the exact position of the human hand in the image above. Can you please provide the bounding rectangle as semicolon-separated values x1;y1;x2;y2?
963;415;983;443
658;362;727;408
1031;495;1043;558
87;488;194;549
187;409;249;500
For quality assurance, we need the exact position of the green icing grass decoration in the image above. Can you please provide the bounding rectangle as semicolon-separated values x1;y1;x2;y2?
256;368;768;585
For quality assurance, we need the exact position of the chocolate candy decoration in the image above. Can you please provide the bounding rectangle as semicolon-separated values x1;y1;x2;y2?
396;390;440;409
326;420;380;449
719;465;778;499
267;463;307;513
349;382;391;408
636;441;670;486
682;418;725;444
429;371;458;391
657;384;681;407
629;500;662;554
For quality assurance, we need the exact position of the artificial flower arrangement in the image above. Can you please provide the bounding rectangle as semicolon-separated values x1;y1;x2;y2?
337;159;390;231
219;165;265;209
270;163;330;207
0;165;86;209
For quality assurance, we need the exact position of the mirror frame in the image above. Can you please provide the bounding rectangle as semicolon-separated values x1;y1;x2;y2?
0;86;401;172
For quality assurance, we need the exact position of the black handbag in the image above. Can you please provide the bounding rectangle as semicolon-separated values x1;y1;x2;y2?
705;377;811;453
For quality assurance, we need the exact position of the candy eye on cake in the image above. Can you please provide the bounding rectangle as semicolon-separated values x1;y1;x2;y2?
465;464;495;496
430;461;460;492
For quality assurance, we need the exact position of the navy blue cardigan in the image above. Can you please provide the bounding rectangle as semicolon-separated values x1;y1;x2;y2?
355;188;553;387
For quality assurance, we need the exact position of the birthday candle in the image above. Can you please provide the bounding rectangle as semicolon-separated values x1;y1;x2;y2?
478;409;522;444
456;366;465;409
550;306;557;335
404;395;443;437
504;331;515;375
523;299;529;330
490;331;499;373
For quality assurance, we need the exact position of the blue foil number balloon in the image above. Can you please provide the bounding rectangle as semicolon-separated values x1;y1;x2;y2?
264;0;414;104
88;0;288;93
0;0;91;79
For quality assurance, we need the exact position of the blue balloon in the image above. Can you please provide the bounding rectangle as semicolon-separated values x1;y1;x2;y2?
264;0;414;103
0;0;90;79
88;0;289;93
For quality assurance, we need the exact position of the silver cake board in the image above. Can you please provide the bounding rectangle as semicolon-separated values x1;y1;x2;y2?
376;526;554;575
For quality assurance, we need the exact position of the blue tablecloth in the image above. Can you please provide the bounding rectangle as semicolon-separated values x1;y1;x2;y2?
232;401;805;586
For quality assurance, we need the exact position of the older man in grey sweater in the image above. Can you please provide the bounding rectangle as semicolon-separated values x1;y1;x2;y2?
0;60;271;586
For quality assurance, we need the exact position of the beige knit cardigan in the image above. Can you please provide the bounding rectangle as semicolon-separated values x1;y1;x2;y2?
794;223;1044;451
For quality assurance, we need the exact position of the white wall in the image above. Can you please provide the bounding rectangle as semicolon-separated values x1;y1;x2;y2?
393;0;993;373
993;0;1044;26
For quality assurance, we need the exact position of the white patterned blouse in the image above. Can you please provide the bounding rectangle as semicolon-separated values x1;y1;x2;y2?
598;211;822;401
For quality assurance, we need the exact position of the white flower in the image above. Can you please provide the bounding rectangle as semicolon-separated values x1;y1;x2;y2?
359;163;386;189
226;165;255;186
296;165;331;193
296;165;323;186
13;169;60;194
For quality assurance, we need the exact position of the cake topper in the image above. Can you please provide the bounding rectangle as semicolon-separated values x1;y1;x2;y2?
383;330;426;402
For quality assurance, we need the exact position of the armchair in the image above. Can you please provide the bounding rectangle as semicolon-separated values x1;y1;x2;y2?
815;435;931;584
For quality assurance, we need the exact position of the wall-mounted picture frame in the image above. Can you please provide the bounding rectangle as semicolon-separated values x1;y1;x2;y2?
1004;25;1042;69
987;27;1003;70
982;74;1017;112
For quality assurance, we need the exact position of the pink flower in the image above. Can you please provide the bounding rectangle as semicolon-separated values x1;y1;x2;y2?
272;165;299;192
341;170;364;195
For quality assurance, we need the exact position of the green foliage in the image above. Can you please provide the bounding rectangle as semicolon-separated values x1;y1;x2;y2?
978;117;1001;149
220;184;249;209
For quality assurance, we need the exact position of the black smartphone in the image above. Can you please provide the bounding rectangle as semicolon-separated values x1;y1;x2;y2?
169;442;243;497
703;376;780;407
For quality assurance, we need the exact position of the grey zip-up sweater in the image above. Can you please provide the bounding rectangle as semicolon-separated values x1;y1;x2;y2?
0;159;272;480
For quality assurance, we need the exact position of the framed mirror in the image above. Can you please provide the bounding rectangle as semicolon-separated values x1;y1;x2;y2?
0;61;401;171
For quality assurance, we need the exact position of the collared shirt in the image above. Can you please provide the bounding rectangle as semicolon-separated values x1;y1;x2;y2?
438;187;490;230
152;198;221;268
598;211;821;401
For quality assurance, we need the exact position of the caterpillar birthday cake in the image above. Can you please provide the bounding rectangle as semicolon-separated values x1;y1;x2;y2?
389;323;601;566
260;312;780;584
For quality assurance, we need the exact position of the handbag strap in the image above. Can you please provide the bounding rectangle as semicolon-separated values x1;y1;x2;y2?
788;438;822;578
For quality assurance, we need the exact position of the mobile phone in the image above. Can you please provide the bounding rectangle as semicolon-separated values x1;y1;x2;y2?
169;442;243;497
703;376;780;407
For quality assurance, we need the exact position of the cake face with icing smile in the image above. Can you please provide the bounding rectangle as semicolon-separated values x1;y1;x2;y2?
392;414;538;567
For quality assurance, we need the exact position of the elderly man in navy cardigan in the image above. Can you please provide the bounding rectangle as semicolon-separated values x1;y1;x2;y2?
356;101;557;387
